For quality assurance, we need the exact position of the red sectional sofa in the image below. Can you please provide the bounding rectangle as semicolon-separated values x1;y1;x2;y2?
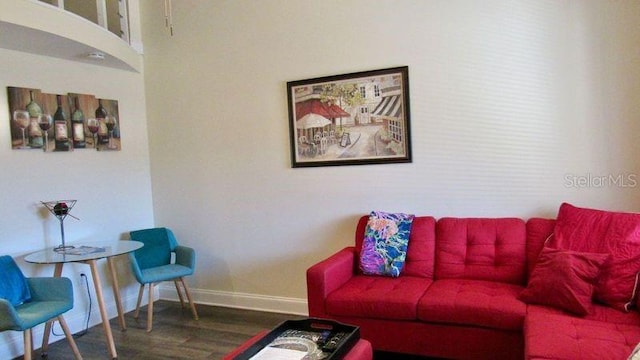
307;207;640;360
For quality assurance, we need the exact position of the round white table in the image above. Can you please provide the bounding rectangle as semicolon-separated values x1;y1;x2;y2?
25;240;143;359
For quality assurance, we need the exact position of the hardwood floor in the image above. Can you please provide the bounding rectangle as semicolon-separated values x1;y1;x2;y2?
24;301;431;359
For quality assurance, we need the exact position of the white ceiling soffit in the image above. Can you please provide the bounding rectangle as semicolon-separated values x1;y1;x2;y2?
0;1;141;73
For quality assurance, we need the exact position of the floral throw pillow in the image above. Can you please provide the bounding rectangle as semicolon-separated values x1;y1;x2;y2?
359;211;415;277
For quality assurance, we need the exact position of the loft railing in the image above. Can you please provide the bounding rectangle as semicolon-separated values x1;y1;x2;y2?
38;0;130;45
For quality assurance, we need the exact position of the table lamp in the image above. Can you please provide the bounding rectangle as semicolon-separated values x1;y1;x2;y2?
41;200;79;252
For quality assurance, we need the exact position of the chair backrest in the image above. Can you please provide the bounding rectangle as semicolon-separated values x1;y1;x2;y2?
129;228;179;270
0;255;31;306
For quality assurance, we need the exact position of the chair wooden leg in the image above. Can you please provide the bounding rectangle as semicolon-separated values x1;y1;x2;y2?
174;280;186;308
179;277;199;320
23;329;32;360
58;315;83;359
147;282;155;332
134;283;145;319
41;320;52;356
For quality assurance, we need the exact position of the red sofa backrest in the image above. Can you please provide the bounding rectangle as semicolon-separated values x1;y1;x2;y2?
525;218;556;280
355;215;436;278
434;218;527;285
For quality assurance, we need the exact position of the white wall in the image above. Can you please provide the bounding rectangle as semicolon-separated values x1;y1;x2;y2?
0;48;153;358
141;0;640;312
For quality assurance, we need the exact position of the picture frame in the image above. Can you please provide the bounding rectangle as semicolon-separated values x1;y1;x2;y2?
6;86;121;152
287;66;411;167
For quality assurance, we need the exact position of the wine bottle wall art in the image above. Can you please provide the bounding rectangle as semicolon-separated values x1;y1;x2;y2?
7;87;121;151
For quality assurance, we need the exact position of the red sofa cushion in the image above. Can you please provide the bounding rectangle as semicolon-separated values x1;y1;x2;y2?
524;305;640;360
435;218;527;284
525;218;556;279
355;215;436;278
325;275;432;320
519;247;609;315
417;278;526;330
550;203;640;311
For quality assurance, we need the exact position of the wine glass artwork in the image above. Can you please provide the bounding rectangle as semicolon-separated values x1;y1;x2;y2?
41;200;79;252
87;118;100;148
38;114;52;152
105;115;117;150
13;110;30;149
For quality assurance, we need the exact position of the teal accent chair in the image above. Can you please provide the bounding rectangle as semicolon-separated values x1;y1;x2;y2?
0;255;82;360
129;227;199;332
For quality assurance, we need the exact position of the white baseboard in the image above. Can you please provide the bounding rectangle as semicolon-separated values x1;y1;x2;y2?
158;284;309;316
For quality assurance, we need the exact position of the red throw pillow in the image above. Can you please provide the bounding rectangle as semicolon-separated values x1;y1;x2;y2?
519;247;609;315
550;203;640;311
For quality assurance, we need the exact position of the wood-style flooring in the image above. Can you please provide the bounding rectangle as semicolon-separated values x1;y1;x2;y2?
20;300;430;360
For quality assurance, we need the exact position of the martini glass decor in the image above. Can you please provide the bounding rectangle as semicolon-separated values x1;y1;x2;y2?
41;200;79;252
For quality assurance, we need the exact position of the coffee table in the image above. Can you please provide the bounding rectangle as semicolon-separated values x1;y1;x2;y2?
223;329;373;360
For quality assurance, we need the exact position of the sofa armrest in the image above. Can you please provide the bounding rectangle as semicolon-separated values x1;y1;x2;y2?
306;247;356;317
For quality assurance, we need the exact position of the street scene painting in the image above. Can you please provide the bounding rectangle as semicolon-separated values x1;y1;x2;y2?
287;66;411;167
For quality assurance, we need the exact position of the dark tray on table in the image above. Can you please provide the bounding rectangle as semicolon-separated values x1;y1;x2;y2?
231;318;360;360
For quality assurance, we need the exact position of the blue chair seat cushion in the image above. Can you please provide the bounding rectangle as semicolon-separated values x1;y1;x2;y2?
139;264;194;284
0;256;31;306
11;300;73;330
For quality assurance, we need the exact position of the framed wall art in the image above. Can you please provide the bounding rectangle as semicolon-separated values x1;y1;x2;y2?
287;66;411;167
7;86;120;152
